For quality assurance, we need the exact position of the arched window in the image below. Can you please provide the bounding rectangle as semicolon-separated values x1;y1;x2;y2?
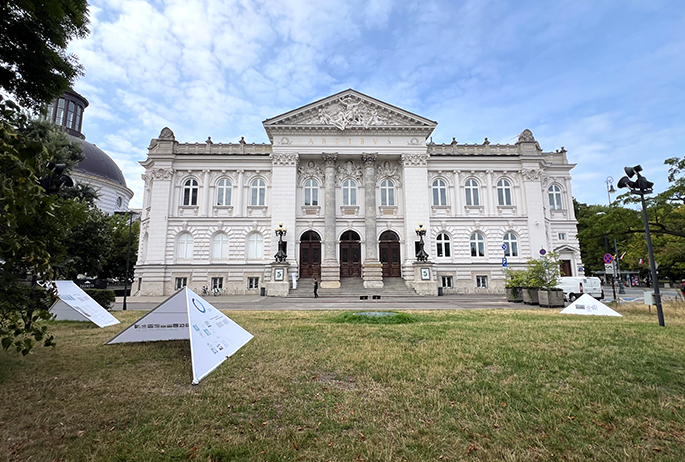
503;232;518;257
470;232;485;257
465;179;480;206
177;233;193;259
380;179;395;206
497;179;512;206
432;179;447;206
436;233;451;257
304;179;319;206
251;179;266;206
548;185;563;210
183;179;198;206
217;179;231;206
246;233;263;259
343;179;357;206
212;233;229;260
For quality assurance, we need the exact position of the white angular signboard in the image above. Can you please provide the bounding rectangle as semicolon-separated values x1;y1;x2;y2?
50;281;120;327
559;294;622;317
106;287;253;384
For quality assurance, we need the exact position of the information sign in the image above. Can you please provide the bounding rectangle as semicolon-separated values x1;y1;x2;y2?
502;257;508;267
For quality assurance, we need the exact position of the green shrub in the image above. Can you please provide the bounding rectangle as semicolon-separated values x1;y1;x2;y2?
84;289;116;310
505;269;527;288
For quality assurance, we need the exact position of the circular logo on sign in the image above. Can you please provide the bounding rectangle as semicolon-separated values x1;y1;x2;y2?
192;298;206;313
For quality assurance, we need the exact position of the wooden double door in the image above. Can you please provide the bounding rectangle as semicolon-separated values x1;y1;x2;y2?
299;231;321;278
379;230;401;277
340;230;362;278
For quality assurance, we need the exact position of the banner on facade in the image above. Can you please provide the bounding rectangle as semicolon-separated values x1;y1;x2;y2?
49;281;120;327
559;294;622;317
106;287;253;384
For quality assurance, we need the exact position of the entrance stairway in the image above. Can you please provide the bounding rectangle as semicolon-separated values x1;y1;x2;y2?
287;277;418;298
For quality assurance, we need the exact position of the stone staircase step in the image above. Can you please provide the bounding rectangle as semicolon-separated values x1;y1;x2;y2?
287;278;418;298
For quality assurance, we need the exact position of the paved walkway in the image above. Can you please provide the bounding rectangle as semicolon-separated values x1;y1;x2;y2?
114;293;521;312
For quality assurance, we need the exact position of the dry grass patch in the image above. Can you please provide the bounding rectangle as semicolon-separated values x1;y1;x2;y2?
1;307;685;461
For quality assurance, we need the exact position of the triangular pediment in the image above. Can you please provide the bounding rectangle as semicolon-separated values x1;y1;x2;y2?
263;89;437;135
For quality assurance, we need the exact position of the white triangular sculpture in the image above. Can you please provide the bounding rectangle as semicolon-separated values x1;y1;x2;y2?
559;294;622;317
49;281;120;327
106;287;253;384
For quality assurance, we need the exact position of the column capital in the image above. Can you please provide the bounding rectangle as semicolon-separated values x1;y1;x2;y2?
322;153;338;166
361;153;378;165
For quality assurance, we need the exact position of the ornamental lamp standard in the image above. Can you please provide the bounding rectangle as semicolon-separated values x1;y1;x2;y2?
415;222;429;262
605;176;616;205
617;164;664;327
274;222;287;262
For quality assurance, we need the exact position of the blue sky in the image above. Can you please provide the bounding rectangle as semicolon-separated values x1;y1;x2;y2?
69;0;685;209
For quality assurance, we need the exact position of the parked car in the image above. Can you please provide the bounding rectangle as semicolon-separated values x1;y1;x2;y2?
556;277;604;302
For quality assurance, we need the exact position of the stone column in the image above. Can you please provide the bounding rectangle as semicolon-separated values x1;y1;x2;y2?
362;153;383;288
320;153;340;288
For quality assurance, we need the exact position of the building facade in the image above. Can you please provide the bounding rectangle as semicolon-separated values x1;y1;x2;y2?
134;90;582;296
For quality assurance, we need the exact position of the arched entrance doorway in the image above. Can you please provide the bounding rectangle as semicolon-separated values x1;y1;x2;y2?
379;230;401;277
340;230;362;278
299;231;321;278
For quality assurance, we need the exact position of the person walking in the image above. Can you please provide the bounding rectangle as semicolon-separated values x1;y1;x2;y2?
680;279;685;298
313;277;319;298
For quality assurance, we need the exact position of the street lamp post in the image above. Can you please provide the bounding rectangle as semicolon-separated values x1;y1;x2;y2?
274;222;287;262
122;211;134;311
618;165;665;327
605;176;624;294
415;223;428;262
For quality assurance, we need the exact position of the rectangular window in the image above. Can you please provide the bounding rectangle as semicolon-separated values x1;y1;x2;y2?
248;277;259;289
476;275;488;288
56;99;65;126
66;101;75;128
441;276;453;288
75;106;82;131
175;277;187;290
559;233;566;240
211;277;223;291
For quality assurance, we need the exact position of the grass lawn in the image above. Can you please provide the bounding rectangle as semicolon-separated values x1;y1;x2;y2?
1;302;685;461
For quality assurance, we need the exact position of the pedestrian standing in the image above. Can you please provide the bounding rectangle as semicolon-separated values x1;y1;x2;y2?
313;277;319;298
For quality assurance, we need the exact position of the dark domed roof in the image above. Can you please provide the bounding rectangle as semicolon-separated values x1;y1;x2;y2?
70;136;128;187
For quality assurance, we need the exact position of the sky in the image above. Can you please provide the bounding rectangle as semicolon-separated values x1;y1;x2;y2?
68;0;685;209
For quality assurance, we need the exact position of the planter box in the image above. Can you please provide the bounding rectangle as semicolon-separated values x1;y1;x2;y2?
506;287;524;303
538;289;565;307
522;287;539;305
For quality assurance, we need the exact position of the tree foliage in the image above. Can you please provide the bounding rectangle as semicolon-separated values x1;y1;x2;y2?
0;0;90;108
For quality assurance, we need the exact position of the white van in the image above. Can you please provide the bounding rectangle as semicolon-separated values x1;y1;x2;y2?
556;277;604;302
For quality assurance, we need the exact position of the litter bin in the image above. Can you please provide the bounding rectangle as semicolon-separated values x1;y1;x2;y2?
260;287;266;296
438;287;443;296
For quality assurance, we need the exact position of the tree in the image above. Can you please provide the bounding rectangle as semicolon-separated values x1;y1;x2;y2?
0;0;90;108
101;213;139;283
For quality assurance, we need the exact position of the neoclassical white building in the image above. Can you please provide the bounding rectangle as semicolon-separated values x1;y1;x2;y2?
134;90;582;296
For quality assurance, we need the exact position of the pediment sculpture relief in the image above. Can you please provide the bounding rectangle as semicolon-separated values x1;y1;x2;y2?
285;95;419;130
